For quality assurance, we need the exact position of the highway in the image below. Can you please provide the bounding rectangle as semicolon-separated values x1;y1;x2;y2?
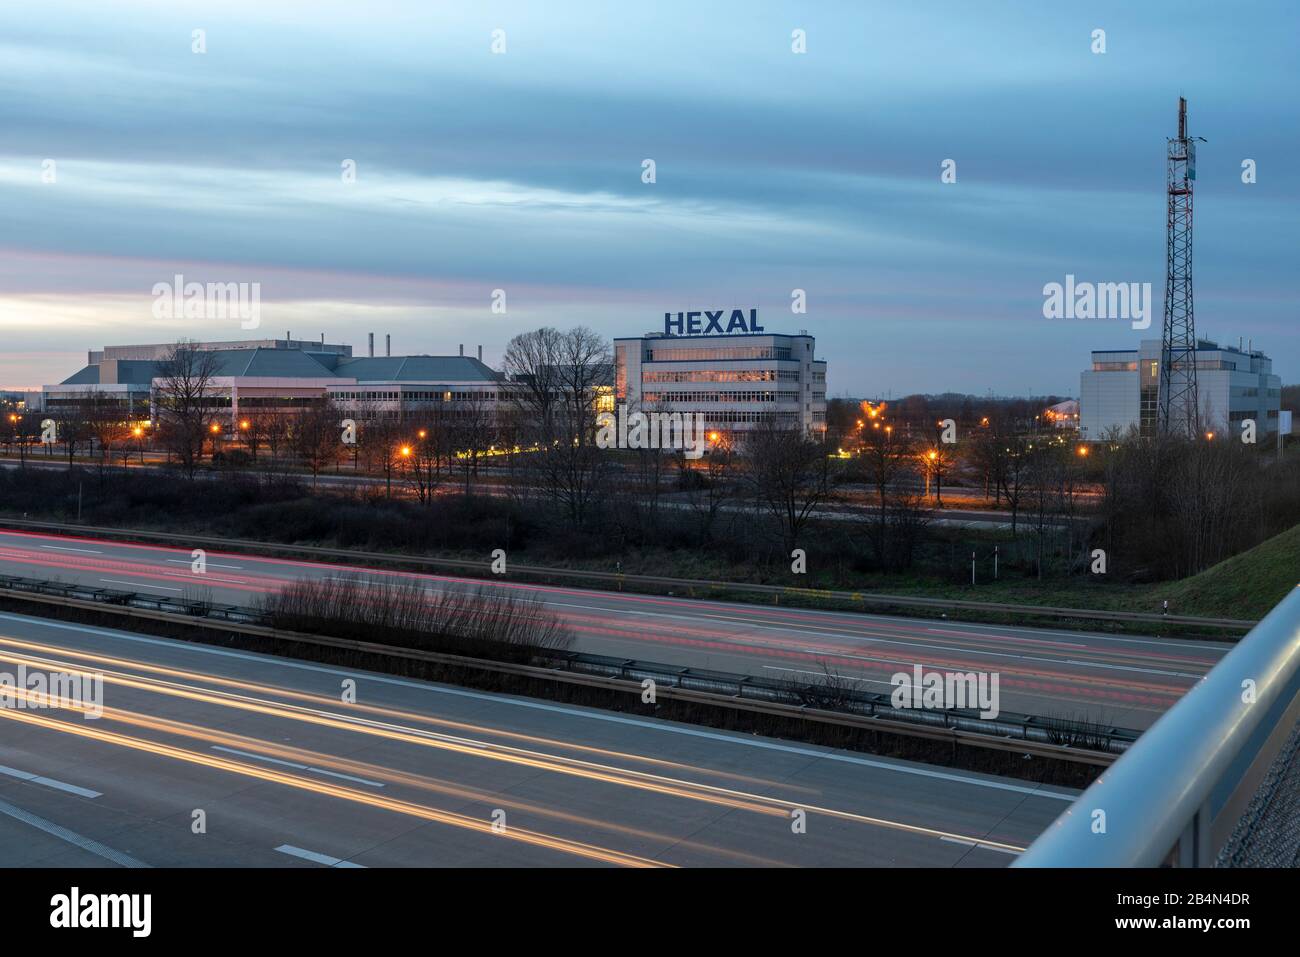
0;528;1229;730
0;610;1073;866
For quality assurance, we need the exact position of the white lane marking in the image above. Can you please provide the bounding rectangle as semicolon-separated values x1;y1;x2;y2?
941;835;1020;856
539;587;1227;654
162;575;246;585
211;746;384;787
39;545;103;554
0;796;147;867
0;762;102;798
99;579;183;592
324;576;404;588
0;611;1080;804
539;599;1215;673
1065;659;1201;679
274;844;366;868
165;560;244;570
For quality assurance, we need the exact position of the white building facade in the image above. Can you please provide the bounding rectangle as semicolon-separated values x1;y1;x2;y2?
1080;338;1281;440
614;310;827;438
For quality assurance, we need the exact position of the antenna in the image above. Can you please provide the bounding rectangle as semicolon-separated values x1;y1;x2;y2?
1156;97;1207;439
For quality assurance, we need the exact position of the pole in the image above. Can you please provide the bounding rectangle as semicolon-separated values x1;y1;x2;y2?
994;544;999;579
971;551;976;586
77;481;82;523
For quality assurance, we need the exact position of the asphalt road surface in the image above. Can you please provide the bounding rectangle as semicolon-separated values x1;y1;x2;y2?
0;529;1229;730
0;610;1074;866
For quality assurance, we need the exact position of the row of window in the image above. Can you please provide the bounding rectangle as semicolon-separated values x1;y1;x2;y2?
700;411;800;424
327;390;496;402
641;391;801;403
644;347;793;361
642;369;800;383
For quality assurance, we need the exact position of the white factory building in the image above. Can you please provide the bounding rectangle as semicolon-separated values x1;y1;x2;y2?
42;337;501;431
1080;338;1282;440
614;310;827;438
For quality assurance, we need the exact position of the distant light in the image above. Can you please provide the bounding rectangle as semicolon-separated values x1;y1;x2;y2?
400;446;411;457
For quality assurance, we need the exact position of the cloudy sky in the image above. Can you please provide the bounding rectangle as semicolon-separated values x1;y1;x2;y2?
1;0;1296;394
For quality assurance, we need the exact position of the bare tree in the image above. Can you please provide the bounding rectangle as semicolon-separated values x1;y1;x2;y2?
452;392;495;495
856;424;914;564
291;400;344;488
502;326;611;528
406;406;453;504
81;390;127;467
742;418;834;553
51;399;91;467
156;341;222;478
501;327;564;444
366;415;408;497
674;429;737;543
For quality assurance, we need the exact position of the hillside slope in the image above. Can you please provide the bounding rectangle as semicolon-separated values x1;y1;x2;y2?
1151;523;1300;620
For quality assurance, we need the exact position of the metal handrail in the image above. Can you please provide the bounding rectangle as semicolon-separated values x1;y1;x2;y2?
1016;585;1300;867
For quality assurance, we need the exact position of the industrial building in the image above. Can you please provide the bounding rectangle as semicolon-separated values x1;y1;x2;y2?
40;318;830;444
614;314;827;438
1080;338;1282;440
41;336;502;432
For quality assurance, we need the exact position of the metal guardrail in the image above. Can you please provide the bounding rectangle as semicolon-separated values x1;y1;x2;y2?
0;517;1256;631
0;571;1135;761
1016;584;1300;867
547;651;1137;754
0;573;261;624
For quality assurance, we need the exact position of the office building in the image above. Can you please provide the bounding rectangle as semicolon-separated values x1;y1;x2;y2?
614;311;827;437
1080;338;1282;439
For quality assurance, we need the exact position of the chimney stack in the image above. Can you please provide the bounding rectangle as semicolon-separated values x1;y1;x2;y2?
386;334;391;357
459;344;464;357
477;345;483;361
369;333;374;357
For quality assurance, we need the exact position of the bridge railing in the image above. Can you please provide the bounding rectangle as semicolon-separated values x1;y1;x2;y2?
1016;585;1300;867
